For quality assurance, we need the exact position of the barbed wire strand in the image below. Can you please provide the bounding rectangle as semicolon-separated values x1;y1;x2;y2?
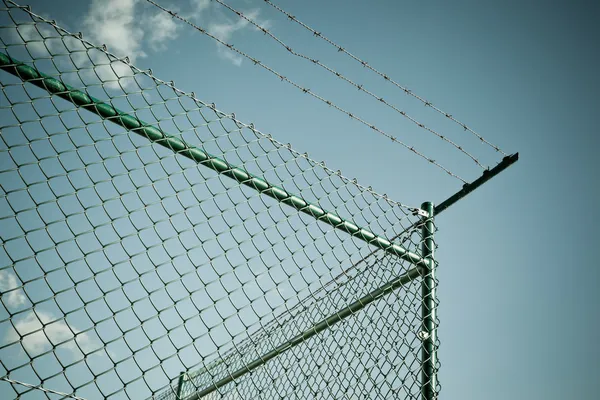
3;3;442;398
10;1;424;212
143;0;467;184
263;0;508;157
213;0;487;170
0;377;88;400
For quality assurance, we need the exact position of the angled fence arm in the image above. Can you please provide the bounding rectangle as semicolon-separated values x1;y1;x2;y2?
435;153;518;216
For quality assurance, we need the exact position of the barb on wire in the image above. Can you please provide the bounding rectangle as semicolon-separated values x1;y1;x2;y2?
144;0;467;183
0;377;88;400
1;2;443;399
263;0;508;157
212;0;487;170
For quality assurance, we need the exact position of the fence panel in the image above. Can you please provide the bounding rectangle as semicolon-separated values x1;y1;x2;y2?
0;2;439;399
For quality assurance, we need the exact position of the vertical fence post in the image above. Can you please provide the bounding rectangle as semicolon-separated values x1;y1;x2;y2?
176;372;185;400
420;201;437;399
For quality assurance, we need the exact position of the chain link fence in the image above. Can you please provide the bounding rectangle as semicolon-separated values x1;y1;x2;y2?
0;1;439;399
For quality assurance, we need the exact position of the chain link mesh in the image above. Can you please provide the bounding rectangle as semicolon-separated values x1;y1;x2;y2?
0;2;439;399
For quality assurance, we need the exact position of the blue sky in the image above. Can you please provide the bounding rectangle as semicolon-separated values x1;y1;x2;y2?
0;0;598;399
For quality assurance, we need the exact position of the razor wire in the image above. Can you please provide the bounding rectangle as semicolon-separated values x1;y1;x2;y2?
145;0;466;184
0;2;439;400
263;0;508;158
211;0;487;170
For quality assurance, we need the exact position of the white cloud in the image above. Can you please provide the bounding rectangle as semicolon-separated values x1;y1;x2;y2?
207;9;269;66
216;45;243;66
190;0;211;18
83;0;145;60
11;0;272;87
146;12;180;51
81;0;145;89
14;24;57;56
0;270;27;308
250;14;273;32
5;310;97;358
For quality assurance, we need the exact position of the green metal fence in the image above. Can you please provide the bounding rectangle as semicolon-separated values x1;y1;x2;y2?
0;2;443;399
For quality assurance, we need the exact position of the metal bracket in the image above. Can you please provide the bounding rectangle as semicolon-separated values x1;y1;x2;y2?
434;153;519;216
414;208;430;218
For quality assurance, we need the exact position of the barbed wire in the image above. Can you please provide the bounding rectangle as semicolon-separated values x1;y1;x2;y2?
144;0;468;183
263;0;508;157
10;0;424;212
212;0;487;170
3;3;441;398
0;377;88;400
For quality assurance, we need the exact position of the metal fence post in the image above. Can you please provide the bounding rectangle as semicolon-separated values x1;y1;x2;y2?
176;372;185;400
420;201;437;399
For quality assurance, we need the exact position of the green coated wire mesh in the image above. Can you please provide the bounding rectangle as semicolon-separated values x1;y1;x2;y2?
0;1;439;399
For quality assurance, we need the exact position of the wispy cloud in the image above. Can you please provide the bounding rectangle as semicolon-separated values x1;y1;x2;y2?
145;11;180;51
83;0;146;60
12;0;270;85
5;310;97;358
81;0;145;89
0;275;95;359
207;9;270;66
190;0;211;18
83;0;181;54
0;270;27;308
14;24;56;56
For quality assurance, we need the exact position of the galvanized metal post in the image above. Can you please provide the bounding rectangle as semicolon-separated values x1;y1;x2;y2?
176;372;185;400
420;201;437;399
